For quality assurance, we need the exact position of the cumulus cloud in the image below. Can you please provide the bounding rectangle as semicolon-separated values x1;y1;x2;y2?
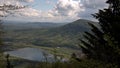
1;0;108;22
81;0;106;9
0;0;36;17
50;0;84;17
0;0;22;17
11;0;85;22
79;0;107;20
16;8;41;17
48;0;107;22
18;0;34;2
0;0;22;6
41;0;84;22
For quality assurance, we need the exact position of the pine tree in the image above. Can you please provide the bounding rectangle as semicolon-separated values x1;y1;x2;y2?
80;0;120;66
6;54;13;68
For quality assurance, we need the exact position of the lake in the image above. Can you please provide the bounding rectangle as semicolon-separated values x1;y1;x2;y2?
4;48;55;62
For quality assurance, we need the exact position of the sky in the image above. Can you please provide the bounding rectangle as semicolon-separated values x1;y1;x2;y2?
0;0;107;23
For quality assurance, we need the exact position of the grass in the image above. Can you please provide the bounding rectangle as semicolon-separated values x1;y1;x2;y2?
0;52;118;68
17;59;118;68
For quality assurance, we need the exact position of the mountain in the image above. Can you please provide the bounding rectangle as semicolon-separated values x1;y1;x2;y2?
63;19;98;32
4;19;99;50
47;19;98;35
36;19;98;48
3;21;67;30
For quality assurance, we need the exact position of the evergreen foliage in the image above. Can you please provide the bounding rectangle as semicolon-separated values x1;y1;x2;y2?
80;0;120;66
6;54;13;68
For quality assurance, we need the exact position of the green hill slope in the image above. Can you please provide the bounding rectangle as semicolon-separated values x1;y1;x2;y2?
4;19;98;50
48;19;96;35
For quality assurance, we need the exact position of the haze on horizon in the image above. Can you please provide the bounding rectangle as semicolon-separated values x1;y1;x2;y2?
0;0;107;23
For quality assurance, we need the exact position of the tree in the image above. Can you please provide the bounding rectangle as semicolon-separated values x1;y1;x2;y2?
79;0;120;66
5;54;13;68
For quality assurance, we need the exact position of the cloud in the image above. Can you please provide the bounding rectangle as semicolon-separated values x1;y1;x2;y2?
11;0;85;22
0;0;35;17
1;0;108;22
20;0;34;2
0;11;4;16
81;0;106;9
0;0;22;6
50;0;84;17
0;0;23;17
48;0;107;22
79;0;107;20
42;0;84;22
16;8;41;17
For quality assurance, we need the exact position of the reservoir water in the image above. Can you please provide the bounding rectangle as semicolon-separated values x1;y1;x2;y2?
4;48;54;62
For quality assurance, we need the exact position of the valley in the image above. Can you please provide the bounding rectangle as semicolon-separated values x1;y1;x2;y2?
1;19;98;61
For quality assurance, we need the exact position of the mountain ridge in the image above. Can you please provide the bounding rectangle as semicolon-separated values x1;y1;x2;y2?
4;19;99;49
